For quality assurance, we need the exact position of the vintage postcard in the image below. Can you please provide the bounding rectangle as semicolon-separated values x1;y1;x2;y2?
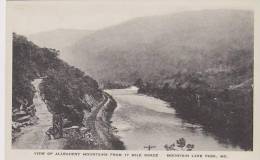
5;0;260;159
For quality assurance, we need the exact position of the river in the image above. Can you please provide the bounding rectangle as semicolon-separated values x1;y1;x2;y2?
106;86;242;151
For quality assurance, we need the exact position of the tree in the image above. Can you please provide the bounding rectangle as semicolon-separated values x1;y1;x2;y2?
134;78;143;88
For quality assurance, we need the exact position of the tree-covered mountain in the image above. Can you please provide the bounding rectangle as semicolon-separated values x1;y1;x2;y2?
12;33;102;127
12;33;126;150
61;9;253;88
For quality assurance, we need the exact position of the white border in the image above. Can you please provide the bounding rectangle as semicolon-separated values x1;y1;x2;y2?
4;0;260;160
0;0;6;159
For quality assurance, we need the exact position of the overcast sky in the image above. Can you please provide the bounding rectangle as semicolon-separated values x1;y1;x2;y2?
7;0;254;35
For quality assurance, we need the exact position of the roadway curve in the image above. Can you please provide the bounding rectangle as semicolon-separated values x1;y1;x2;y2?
13;79;118;150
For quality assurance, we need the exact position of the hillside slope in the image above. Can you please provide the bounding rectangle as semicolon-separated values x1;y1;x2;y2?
62;10;253;88
12;33;103;140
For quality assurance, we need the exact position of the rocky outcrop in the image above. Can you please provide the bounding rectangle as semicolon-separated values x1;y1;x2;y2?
12;100;38;142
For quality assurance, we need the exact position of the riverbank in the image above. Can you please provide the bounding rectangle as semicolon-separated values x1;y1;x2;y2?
64;92;125;150
95;92;125;150
138;86;253;151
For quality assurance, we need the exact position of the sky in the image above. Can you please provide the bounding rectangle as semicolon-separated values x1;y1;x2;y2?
7;0;254;35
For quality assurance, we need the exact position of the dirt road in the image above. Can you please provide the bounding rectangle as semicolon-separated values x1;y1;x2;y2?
13;79;118;150
12;79;66;149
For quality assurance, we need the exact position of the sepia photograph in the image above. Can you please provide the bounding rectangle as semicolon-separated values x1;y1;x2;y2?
7;0;255;153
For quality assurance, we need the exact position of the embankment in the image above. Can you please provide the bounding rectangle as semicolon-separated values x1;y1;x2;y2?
95;92;125;150
64;92;125;150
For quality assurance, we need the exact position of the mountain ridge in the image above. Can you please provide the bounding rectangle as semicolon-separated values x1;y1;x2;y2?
60;9;253;88
28;29;94;53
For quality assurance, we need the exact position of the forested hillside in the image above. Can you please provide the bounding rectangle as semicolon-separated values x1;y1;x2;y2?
12;33;102;132
62;10;253;85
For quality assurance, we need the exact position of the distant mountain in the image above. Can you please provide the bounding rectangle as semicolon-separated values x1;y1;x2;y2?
28;29;94;53
62;9;253;89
